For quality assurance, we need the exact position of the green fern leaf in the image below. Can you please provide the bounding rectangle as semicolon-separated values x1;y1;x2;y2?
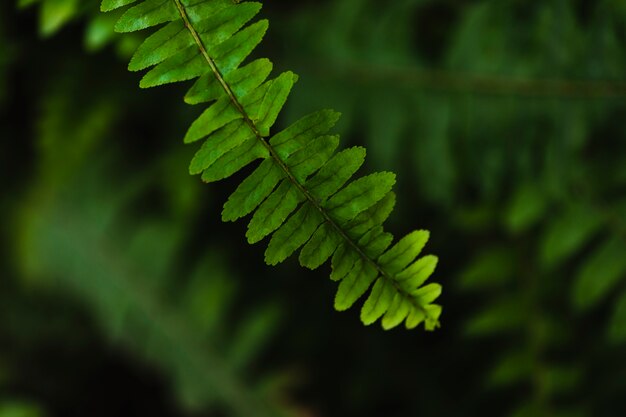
101;0;443;331
115;0;179;33
572;236;626;310
361;278;395;325
101;0;138;13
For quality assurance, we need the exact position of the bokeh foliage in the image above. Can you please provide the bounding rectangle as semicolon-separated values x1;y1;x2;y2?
2;0;626;416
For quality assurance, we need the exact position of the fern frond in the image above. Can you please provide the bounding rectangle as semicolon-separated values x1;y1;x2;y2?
101;0;442;331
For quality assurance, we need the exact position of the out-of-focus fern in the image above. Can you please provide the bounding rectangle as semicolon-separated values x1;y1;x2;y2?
281;0;626;205
17;0;141;54
16;79;292;417
461;240;585;417
20;191;286;416
100;0;442;331
17;0;80;36
449;3;626;410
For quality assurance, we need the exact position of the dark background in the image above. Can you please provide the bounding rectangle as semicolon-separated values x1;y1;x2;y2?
1;0;626;416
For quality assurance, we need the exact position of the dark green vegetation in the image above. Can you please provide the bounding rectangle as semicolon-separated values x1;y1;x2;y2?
1;0;626;416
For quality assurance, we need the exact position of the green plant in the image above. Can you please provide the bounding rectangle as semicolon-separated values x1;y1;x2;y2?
99;0;442;331
6;0;626;415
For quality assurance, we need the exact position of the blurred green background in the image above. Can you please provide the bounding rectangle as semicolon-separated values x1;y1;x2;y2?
1;0;626;416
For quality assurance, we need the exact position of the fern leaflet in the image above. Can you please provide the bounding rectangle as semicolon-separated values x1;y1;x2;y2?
101;0;442;331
